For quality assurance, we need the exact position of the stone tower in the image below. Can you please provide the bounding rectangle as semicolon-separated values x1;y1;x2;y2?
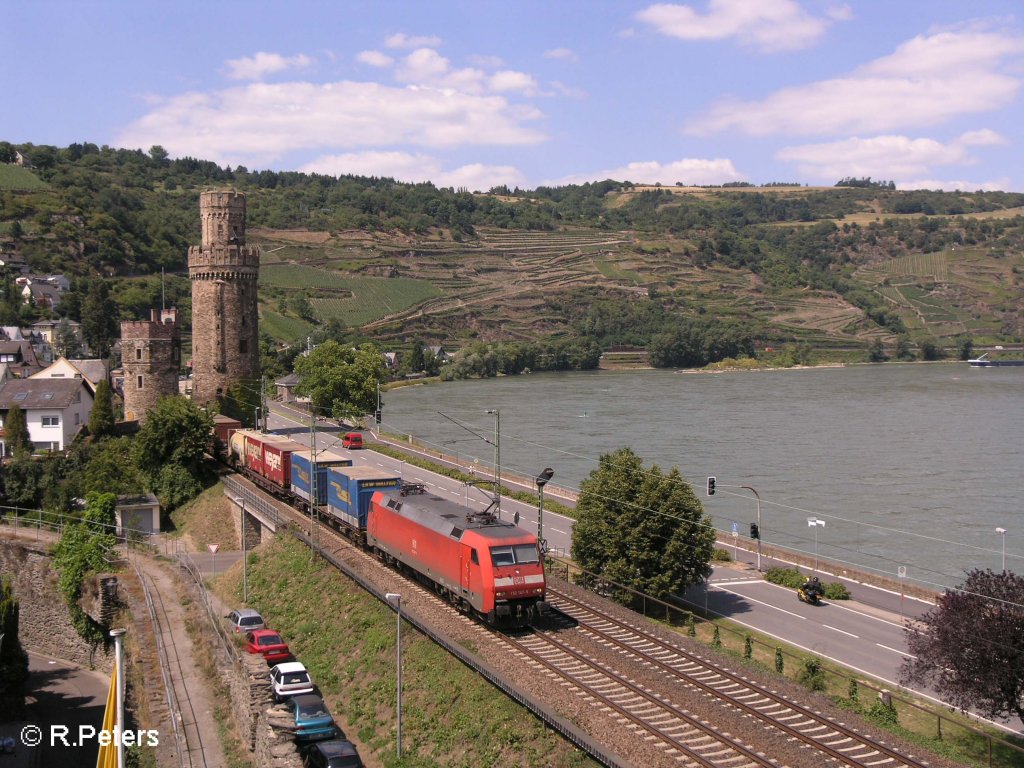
188;189;260;406
120;308;180;422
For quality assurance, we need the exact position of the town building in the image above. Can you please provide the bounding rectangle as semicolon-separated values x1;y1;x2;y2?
0;377;93;454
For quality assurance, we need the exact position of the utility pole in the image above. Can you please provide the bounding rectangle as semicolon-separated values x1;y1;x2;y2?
486;409;501;517
310;409;319;556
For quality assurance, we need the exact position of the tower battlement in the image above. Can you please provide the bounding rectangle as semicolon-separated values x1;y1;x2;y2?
120;308;180;423
188;190;260;406
199;189;248;248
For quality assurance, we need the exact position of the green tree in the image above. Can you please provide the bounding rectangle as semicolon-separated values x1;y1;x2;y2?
81;279;119;357
54;317;84;359
917;336;944;361
78;437;146;498
3;404;31;457
134;396;213;482
867;338;887;362
570;447;714;602
893;334;915;361
0;576;29;720
900;569;1024;721
89;380;115;437
955;335;974;361
294;341;386;420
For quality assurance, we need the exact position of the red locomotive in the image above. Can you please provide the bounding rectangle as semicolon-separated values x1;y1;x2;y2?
366;489;546;628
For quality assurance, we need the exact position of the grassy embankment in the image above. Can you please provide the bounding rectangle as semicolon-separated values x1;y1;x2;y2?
208;531;598;768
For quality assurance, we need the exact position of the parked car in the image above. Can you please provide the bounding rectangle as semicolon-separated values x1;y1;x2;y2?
226;608;265;633
245;629;291;663
302;739;363;768
289;694;338;743
270;661;315;702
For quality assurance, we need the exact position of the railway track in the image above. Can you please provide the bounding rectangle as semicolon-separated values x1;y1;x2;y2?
143;572;210;768
509;616;779;768
246;476;938;768
546;586;934;768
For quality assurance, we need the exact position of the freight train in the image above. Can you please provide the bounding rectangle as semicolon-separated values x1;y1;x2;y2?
226;428;546;627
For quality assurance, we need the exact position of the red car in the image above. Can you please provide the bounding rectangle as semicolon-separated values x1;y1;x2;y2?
246;629;291;663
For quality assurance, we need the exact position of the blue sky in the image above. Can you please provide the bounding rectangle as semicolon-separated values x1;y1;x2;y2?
4;1;1023;191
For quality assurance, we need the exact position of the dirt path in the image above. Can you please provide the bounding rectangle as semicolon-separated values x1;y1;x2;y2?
132;556;229;768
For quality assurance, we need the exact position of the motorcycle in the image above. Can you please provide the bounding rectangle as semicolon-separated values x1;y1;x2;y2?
797;583;823;605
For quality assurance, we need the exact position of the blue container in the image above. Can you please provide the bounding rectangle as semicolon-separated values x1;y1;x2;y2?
325;466;400;531
291;450;352;504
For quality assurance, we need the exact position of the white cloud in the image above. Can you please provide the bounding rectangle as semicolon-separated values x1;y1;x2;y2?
688;28;1024;136
299;150;527;190
223;52;312;81
543;47;578;62
897;177;1010;192
385;33;442;50
636;0;848;52
548;157;745;186
115;81;545;167
775;130;1009;182
488;70;538;95
393;48;488;93
356;50;394;68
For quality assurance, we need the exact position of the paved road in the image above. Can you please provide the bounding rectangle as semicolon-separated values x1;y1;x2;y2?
20;651;108;768
264;400;1023;735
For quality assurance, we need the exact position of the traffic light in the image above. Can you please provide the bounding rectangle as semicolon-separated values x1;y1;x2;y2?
750;523;760;540
374;409;382;424
706;476;716;496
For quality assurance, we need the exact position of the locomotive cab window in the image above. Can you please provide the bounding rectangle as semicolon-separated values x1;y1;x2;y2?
471;549;479;565
490;545;538;566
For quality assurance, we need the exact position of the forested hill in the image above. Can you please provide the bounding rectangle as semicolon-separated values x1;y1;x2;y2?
1;140;1023;370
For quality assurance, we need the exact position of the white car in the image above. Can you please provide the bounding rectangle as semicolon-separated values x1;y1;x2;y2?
270;661;315;702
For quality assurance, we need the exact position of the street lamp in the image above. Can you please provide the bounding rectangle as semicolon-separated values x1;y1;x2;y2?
385;593;403;758
808;517;825;572
535;468;554;556
996;527;1007;572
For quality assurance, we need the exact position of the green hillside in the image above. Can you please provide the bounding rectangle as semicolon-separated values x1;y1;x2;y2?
1;141;1022;366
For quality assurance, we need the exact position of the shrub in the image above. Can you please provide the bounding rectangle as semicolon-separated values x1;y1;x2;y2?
868;697;899;727
712;625;721;648
823;582;851;600
798;656;826;692
743;635;752;660
712;548;731;562
765;567;806;589
774;647;784;674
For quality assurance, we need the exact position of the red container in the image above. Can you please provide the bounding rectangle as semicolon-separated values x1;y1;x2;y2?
243;433;304;489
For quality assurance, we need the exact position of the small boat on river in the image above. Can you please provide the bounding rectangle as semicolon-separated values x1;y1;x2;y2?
967;353;1024;367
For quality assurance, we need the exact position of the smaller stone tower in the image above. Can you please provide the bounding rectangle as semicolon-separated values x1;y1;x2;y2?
188;189;260;406
120;308;180;422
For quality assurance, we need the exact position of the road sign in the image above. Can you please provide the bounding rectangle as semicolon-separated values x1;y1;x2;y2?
208;543;220;554
731;522;738;534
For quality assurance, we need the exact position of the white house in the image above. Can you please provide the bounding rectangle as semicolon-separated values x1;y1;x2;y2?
0;377;93;454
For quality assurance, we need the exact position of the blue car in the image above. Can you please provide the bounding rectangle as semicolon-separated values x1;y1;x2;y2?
290;694;339;743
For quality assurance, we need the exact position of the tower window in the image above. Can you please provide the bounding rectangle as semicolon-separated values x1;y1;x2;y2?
136;348;142;360
239;339;248;354
137;375;144;389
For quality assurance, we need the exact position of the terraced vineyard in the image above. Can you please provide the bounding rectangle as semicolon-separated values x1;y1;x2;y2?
252;223;1021;351
856;247;1024;338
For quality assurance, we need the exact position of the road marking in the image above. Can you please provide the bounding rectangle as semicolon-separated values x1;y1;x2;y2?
876;643;915;659
822;624;859;638
711;586;806;620
711;578;766;586
823;600;909;630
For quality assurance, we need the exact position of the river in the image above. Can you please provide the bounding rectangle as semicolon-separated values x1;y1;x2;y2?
382;363;1024;590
